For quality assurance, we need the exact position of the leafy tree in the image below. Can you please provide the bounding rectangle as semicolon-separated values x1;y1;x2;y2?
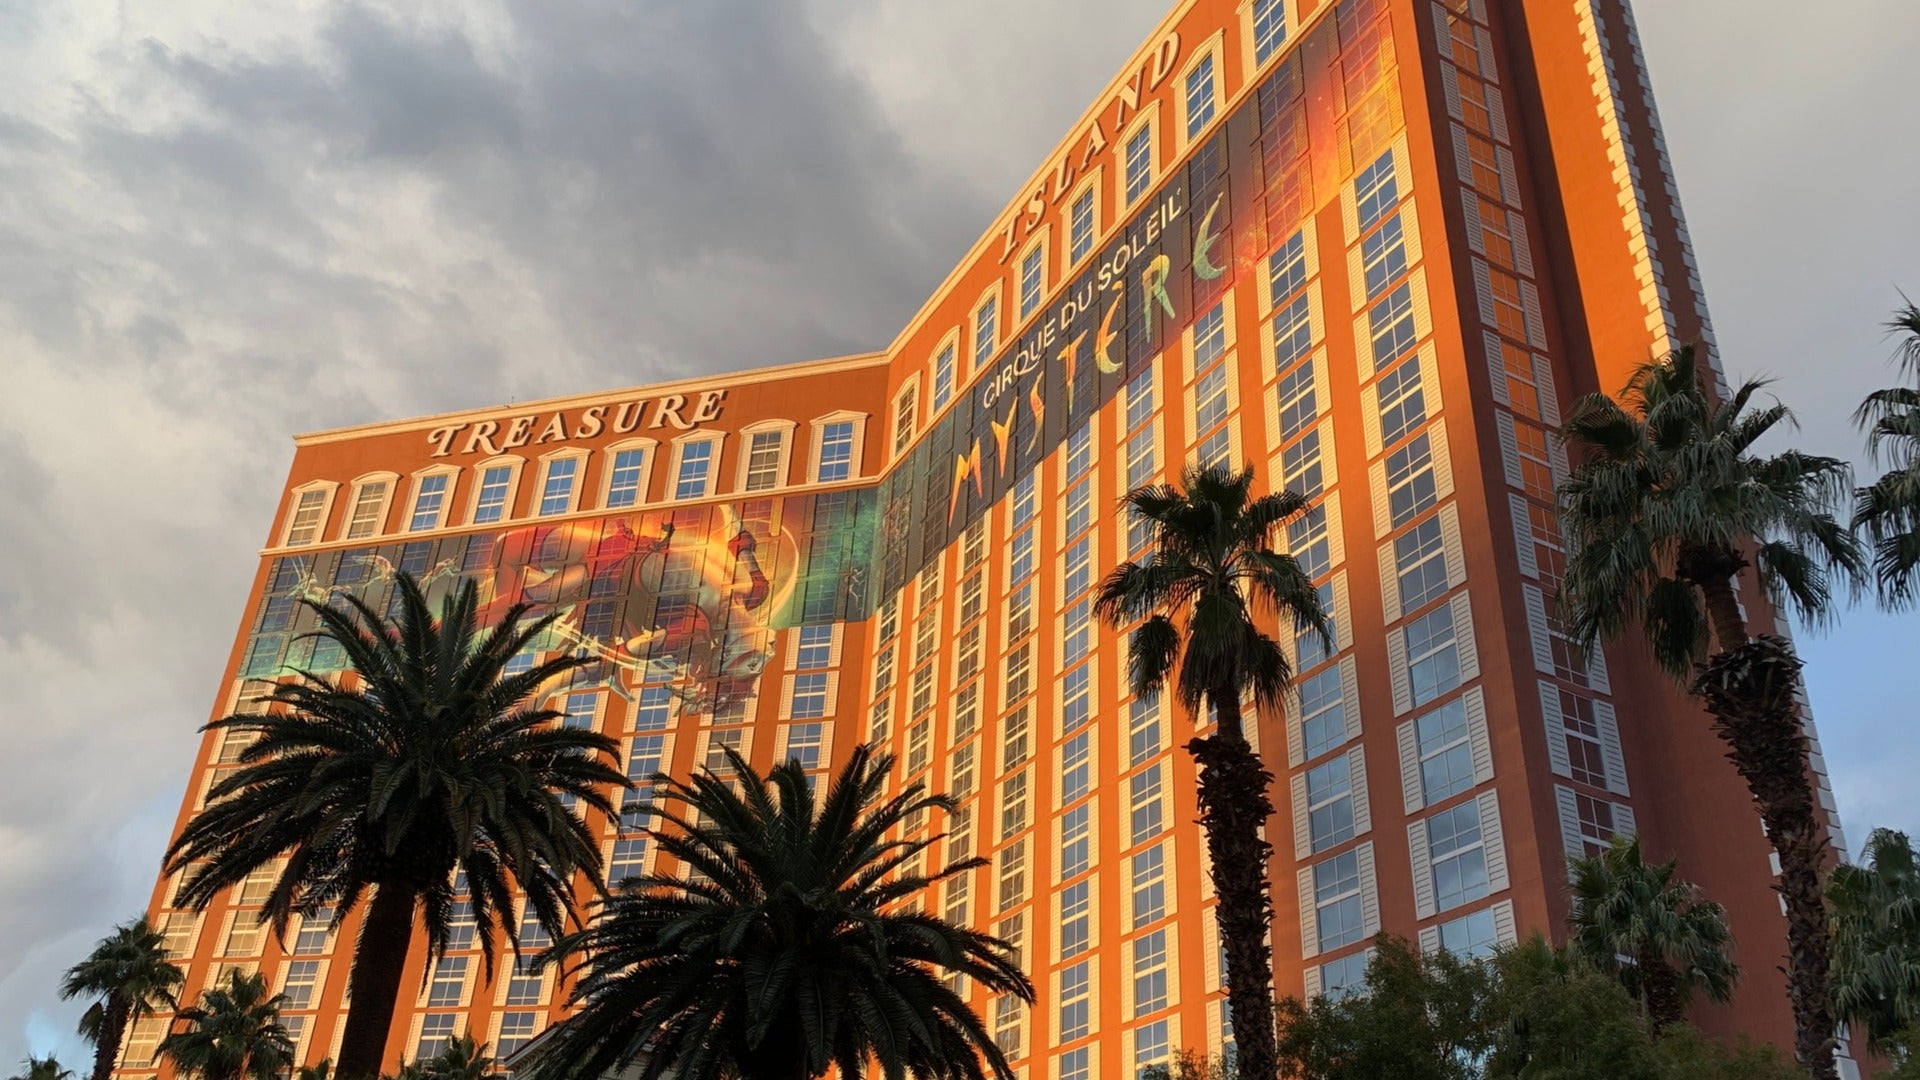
163;573;627;1079
1485;937;1665;1080
1557;346;1862;1076
1854;301;1920;607
527;744;1033;1080
8;1057;75;1080
157;970;295;1080
1829;828;1920;1055
58;915;185;1080
1142;1049;1239;1080
412;1035;493;1080
294;1060;333;1080
1274;937;1496;1080
1567;836;1737;1032
1095;465;1329;1080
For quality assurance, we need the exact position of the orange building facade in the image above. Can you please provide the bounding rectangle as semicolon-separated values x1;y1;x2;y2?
126;0;1861;1076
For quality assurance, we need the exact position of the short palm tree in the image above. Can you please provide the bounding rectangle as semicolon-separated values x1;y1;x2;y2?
1854;301;1920;608
1567;835;1737;1033
1829;829;1920;1055
1557;345;1863;1076
1094;464;1330;1080
58;915;185;1080
164;572;628;1079
157;970;295;1080
528;743;1034;1080
293;1060;333;1080
9;1057;75;1080
413;1035;493;1080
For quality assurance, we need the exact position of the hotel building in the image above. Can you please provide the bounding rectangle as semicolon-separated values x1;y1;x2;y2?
125;0;1859;1075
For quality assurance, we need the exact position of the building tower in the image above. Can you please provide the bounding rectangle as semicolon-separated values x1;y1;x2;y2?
121;0;1857;1076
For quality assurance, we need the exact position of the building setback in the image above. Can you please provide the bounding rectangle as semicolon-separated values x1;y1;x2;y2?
124;0;1860;1076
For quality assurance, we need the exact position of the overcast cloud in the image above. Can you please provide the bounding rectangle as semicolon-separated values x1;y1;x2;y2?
0;0;1914;1062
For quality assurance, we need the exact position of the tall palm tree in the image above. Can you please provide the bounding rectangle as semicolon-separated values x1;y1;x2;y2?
9;1057;74;1080
1093;464;1330;1080
58;915;185;1080
1566;835;1738;1033
1829;829;1920;1056
1854;300;1920;608
528;744;1034;1080
164;573;627;1079
1557;345;1864;1077
157;970;295;1080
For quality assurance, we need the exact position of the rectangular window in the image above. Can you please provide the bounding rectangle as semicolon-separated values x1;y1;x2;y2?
1376;353;1427;450
1124;123;1154;204
1575;792;1623;856
1306;755;1356;851
1368;282;1417;368
1063;536;1093;598
1061;1047;1091;1080
408;475;448;531
1299;666;1348;760
789;673;829;719
1062;730;1092;803
817;421;856;483
562;691;597;730
1128;695;1163;767
1125;426;1159;489
1069;189;1096;265
1394;515;1448;613
1008;528;1036;585
415;1015;457;1061
1405;604;1463;706
1385;432;1438;527
280;960;320;1009
426;956;468;1007
1133;928;1171;1015
1254;0;1287;64
1557;688;1610;789
974;296;999;372
1065;423;1094;482
997;839;1027;909
1131;844;1167;924
893;386;918;455
1355;150;1399;230
1268;229;1307;301
1194;361;1229;435
604;448;648;509
1060;961;1092;1041
1297;579;1337;669
538;458;579;516
1062;600;1092;665
345;482;390;537
735;431;781;494
1060;879;1092;957
794;624;834;670
496;1012;540;1059
286;490;328;546
1005;647;1034;706
1361;214;1408;298
1185;54;1216;138
1126;368;1157;431
1061;802;1092;878
1437;907;1500;959
1007;581;1035;640
1272;293;1314;370
1416;697;1475;803
1428;801;1491;912
1129;766;1165;845
1060;662;1089;734
1281;430;1324;497
1000;769;1030;838
1287;505;1331;581
674;442;714;500
933;343;956;411
784;722;824;771
994;993;1024;1058
608;836;647;882
1065;478;1093;538
1019;245;1045;319
631;688;672;734
1276;358;1317;441
1314;849;1365;951
1136;1019;1172;1074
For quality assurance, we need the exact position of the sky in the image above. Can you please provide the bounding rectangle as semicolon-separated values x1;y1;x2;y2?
0;0;1915;1065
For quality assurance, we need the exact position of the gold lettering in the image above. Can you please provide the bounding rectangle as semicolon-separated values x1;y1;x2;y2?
1080;121;1108;169
1194;194;1227;280
1140;255;1175;343
1147;31;1181;90
1052;156;1075;203
611;401;646;434
1058;330;1088;410
1096;295;1125;373
999;214;1021;263
426;424;464;458
1113;73;1142;125
948;439;983;522
1024;185;1046;227
502;416;535;449
690;389;727;423
650;394;692;430
462;421;501;457
535;414;568;444
575;406;606;439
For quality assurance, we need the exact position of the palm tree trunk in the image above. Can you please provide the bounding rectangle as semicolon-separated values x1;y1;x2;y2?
1684;550;1750;650
90;1000;129;1080
1638;949;1683;1036
336;884;418;1080
1189;686;1278;1080
1693;635;1837;1080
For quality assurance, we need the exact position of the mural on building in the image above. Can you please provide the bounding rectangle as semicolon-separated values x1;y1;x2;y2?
240;491;875;714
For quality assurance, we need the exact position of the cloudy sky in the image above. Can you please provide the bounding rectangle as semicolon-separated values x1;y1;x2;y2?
0;0;1915;1062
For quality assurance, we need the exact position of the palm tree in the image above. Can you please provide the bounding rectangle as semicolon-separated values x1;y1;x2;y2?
59;915;185;1080
1093;464;1330;1080
1557;345;1864;1077
294;1060;333;1080
157;970;295;1080
1854;300;1920;608
1566;835;1737;1033
528;744;1034;1080
9;1057;75;1080
163;572;628;1079
414;1035;493;1080
1829;829;1920;1056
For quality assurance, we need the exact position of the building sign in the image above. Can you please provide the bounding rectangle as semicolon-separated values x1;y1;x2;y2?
425;390;729;457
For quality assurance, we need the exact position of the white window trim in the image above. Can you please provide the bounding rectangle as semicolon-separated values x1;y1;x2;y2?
280;480;339;548
1014;225;1051;325
1063;167;1105;277
669;432;726;501
338;471;399;541
595;437;657;511
891;375;922;463
462;456;525;527
1238;0;1297;76
1175;32;1227;156
1117;101;1164;211
735;420;796;494
808;410;868;485
403;465;459;534
929;328;963;420
970;283;1004;380
531;448;590;517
